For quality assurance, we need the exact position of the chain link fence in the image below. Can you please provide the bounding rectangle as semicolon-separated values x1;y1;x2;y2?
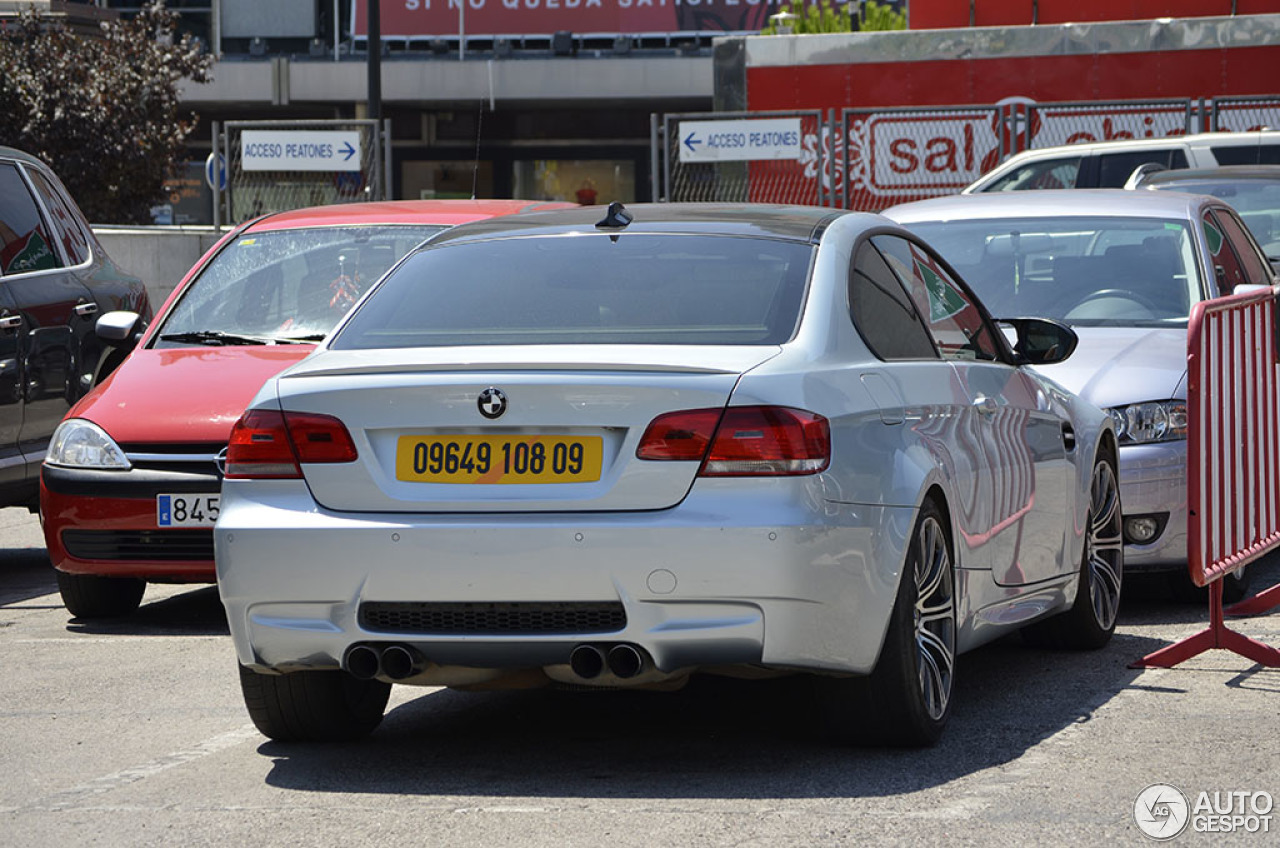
1210;96;1280;133
657;99;1229;212
215;119;389;227
1024;99;1194;147
839;105;1009;210
659;111;827;205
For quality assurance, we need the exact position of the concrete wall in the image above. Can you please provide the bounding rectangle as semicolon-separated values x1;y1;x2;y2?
92;227;225;311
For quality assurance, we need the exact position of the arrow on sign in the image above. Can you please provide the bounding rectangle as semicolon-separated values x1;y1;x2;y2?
340;141;357;162
683;132;703;154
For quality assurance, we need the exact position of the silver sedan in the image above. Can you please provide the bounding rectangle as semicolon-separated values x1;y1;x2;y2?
884;190;1276;602
215;203;1120;747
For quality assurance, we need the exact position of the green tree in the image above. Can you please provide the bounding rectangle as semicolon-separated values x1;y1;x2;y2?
762;0;906;35
0;3;213;224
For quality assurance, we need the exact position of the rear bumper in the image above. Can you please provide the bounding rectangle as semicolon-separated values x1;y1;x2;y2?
215;478;916;681
1116;440;1186;573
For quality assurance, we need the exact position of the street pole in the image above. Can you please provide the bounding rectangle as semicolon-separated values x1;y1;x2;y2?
367;0;382;123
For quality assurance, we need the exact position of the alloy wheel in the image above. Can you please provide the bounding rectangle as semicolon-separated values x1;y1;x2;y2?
1086;460;1124;631
914;515;956;722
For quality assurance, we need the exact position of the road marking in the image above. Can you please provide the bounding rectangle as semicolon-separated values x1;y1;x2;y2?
27;724;260;811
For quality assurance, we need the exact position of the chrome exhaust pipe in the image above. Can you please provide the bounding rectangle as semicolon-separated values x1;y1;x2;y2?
569;644;606;679
607;643;645;679
380;644;424;680
344;644;381;680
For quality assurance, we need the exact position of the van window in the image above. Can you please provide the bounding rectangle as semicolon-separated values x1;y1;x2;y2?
982;156;1081;191
1097;149;1189;188
1209;144;1280;166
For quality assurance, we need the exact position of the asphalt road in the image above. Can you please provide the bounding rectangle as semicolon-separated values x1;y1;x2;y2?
2;506;1277;847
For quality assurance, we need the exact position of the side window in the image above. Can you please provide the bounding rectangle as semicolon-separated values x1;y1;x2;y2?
0;162;62;276
1202;210;1248;293
1097;149;1189;188
848;241;937;361
1210;144;1280;166
873;235;1001;362
983;157;1081;192
26;167;91;266
1211;209;1271;285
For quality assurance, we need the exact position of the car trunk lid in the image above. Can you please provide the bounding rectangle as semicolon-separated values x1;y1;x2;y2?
276;345;780;512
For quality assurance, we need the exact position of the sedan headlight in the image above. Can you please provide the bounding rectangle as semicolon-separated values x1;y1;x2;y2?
45;419;131;470
1106;401;1188;444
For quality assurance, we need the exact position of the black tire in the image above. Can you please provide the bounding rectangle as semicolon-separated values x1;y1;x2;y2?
1022;450;1123;650
56;570;145;618
1167;567;1250;605
814;498;956;747
238;664;391;743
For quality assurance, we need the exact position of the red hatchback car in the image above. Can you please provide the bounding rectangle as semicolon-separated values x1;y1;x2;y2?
41;199;568;617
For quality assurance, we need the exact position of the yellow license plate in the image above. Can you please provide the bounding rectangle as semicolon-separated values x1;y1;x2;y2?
395;435;603;484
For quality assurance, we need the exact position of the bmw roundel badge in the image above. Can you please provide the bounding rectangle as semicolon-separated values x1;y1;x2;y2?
477;387;508;419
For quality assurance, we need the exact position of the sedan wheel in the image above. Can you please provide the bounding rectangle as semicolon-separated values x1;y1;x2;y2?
814;498;956;747
56;570;145;618
1023;450;1123;649
913;512;956;723
238;664;391;743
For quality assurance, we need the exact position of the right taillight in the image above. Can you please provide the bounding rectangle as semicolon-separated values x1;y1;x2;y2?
224;409;357;479
636;405;830;477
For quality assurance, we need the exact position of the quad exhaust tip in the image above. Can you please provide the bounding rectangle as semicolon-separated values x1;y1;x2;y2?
569;644;606;679
607;643;644;679
345;644;381;680
343;643;425;681
569;642;648;680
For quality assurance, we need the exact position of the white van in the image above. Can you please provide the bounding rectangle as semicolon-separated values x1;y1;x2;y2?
964;130;1280;193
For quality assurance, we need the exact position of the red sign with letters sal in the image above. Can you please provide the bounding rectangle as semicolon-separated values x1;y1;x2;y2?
352;0;779;38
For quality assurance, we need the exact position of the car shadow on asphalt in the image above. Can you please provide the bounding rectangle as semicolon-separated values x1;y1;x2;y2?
64;585;229;637
256;625;1171;799
0;546;58;606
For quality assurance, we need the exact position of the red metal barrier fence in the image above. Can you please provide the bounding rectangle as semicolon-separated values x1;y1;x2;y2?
1134;288;1280;668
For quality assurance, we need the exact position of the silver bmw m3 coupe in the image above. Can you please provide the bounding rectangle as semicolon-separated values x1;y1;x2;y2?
215;203;1119;746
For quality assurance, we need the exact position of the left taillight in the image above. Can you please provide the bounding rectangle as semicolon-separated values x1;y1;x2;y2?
224;409;357;479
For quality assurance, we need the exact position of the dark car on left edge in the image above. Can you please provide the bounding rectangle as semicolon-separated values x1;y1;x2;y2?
0;146;151;511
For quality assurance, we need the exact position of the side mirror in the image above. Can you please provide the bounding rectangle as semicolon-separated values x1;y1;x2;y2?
95;311;144;346
999;317;1079;366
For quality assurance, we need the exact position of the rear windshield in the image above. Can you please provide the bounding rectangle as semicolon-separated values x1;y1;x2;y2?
331;233;814;349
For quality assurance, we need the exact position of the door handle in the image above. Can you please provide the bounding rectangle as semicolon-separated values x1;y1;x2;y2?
973;396;999;416
0;315;21;330
74;302;99;317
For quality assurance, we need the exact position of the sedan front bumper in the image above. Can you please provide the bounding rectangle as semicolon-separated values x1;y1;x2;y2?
1117;440;1187;572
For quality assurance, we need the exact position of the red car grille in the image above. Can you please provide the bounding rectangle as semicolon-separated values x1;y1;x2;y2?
61;529;214;562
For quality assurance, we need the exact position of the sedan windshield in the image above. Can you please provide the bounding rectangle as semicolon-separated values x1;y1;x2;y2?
1149;179;1280;256
905;217;1203;327
156;224;445;346
331;233;814;349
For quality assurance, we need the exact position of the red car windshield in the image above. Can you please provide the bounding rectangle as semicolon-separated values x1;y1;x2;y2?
156;224;444;346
